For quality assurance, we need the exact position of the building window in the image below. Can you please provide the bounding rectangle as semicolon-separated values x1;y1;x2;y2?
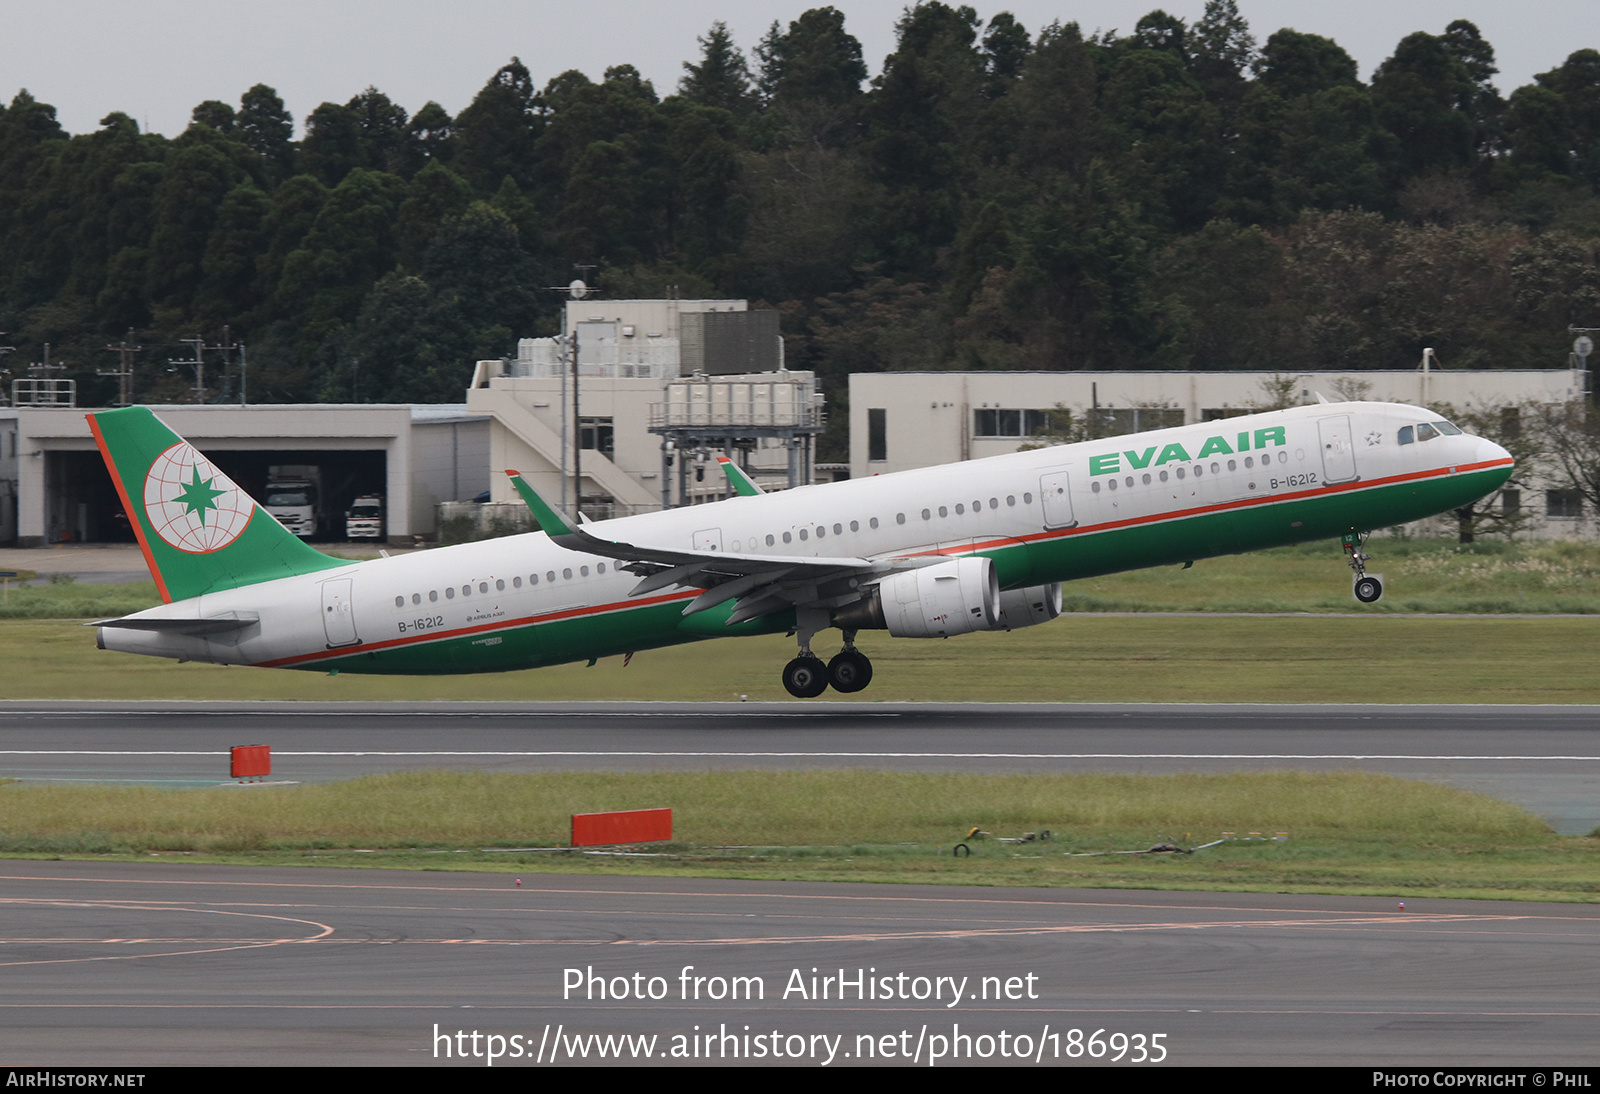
868;408;887;462
580;417;614;459
1547;489;1582;519
1502;490;1521;519
973;408;1068;438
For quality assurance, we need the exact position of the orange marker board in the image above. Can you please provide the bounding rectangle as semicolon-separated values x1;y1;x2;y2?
571;808;672;847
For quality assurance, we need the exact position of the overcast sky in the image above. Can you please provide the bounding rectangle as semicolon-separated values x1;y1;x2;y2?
3;1;1598;138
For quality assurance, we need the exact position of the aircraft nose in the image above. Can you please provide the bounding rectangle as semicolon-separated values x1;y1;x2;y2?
1477;436;1513;469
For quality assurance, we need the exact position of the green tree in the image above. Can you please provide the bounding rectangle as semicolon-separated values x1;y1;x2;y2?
756;6;868;147
453;58;540;194
237;84;295;182
681;22;754;115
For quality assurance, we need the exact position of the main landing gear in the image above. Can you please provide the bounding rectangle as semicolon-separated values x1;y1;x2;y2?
782;611;874;697
1342;531;1385;604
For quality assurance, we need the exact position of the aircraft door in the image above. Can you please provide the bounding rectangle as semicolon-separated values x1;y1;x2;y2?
321;577;359;648
1038;470;1077;529
1318;415;1358;484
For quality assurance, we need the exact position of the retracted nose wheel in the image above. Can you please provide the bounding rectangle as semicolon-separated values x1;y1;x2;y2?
1353;574;1384;604
782;655;829;698
827;649;873;693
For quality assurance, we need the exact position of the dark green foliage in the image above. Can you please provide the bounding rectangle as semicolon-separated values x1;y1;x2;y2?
0;9;1597;412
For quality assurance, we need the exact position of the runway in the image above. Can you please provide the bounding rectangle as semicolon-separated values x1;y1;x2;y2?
2;700;1598;832
1;861;1596;1067
2;701;1597;1067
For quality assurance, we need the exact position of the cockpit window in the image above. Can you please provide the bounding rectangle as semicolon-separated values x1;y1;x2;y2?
1417;422;1440;442
1398;425;1415;445
1433;420;1462;435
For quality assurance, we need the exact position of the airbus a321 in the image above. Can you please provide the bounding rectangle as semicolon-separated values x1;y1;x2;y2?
89;400;1512;696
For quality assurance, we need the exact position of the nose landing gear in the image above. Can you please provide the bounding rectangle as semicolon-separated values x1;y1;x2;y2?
1342;531;1385;604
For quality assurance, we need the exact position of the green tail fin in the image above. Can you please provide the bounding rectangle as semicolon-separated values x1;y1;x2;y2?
88;406;347;602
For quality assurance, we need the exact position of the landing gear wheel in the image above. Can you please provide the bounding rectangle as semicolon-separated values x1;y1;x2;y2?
782;655;829;698
827;649;874;693
1353;574;1384;604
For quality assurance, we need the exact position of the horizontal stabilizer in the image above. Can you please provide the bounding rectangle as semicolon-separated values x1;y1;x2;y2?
92;611;260;635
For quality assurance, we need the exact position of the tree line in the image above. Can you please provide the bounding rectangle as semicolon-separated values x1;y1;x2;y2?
1;2;1599;458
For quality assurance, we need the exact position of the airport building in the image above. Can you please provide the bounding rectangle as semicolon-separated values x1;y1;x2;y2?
468;297;823;519
1;404;486;547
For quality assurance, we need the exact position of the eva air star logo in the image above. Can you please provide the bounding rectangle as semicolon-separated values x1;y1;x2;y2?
142;442;254;553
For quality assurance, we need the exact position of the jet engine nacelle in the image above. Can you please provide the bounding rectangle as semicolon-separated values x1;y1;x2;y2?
832;557;999;638
990;583;1063;630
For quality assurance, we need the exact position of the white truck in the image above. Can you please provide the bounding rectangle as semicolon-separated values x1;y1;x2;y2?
264;465;322;538
345;494;385;541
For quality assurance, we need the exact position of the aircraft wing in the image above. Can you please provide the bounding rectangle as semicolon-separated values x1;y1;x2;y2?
505;471;929;625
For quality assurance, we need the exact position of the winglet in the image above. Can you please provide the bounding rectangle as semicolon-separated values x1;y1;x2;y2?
504;470;577;538
716;455;763;497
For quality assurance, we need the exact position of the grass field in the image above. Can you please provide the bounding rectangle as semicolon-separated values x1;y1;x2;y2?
3;611;1598;703
2;770;1591;901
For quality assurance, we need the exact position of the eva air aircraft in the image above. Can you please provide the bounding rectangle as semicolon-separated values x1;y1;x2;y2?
90;400;1511;697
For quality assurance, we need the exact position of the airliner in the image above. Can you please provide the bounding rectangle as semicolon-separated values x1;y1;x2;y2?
89;400;1512;697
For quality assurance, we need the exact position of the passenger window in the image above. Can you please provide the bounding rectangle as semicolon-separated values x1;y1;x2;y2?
816;526;825;538
513;577;522;588
1092;481;1102;494
896;513;906;524
799;528;809;540
990;498;999;509
1006;496;1015;506
1227;460;1236;471
766;534;775;546
446;587;455;599
546;571;555;583
496;579;505;591
1023;493;1032;503
869;517;879;529
1193;465;1203;477
922;509;931;520
479;582;489;594
955;503;965;515
429;590;438;602
580;566;589;577
1176;467;1186;480
1244;456;1255;467
783;532;792;543
394;596;404;608
412;593;422;605
462;585;471;597
1142;473;1151;485
1125;476;1134;488
849;521;858;532
938;506;948;517
562;568;572;580
834;523;843;535
1160;471;1169;482
598;563;606;574
1108;479;1118;491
